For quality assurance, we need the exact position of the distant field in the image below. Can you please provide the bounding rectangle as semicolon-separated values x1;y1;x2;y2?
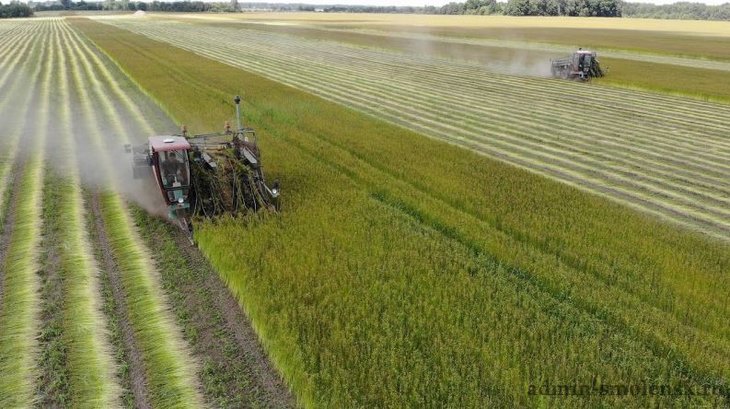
158;12;730;103
173;13;730;34
77;14;729;409
168;13;730;60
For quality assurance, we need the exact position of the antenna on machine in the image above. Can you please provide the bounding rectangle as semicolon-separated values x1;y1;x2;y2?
234;95;243;131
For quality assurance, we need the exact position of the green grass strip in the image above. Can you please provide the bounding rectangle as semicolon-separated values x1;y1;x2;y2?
0;18;51;408
57;181;122;408
98;192;203;409
0;156;45;408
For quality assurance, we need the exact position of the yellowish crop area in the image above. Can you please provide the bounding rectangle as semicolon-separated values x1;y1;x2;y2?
77;16;729;409
172;12;730;35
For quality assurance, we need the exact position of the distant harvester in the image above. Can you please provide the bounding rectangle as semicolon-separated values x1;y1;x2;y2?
551;49;605;81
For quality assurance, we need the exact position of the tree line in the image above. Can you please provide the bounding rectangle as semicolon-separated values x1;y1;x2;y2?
0;1;34;18
433;0;622;16
32;0;239;12
622;2;730;20
26;0;730;21
304;0;728;20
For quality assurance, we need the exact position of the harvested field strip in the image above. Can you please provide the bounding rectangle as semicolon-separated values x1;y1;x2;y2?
0;23;33;55
0;18;54;407
0;20;23;37
52;22;122;407
0;35;42;226
124;21;730;133
34;22;73;407
86;193;146;409
97;193;204;409
0;17;293;409
115;23;730;169
186;19;730;73
99;19;730;240
57;19;204;408
63;23;157;136
0;157;44;408
168;13;730;61
339;27;730;72
0;28;38;85
79;20;730;408
0;23;46;319
168;26;727;155
53;184;122;408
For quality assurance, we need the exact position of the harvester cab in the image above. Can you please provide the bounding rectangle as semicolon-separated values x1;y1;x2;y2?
125;96;280;241
150;136;192;212
551;49;604;81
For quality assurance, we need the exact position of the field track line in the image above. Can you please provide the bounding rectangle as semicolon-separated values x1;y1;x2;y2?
0;27;36;81
0;50;43;228
62;22;152;409
0;166;23;308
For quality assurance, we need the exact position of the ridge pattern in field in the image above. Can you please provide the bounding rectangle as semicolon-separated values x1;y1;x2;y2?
307;27;730;72
0;18;204;408
99;17;730;241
